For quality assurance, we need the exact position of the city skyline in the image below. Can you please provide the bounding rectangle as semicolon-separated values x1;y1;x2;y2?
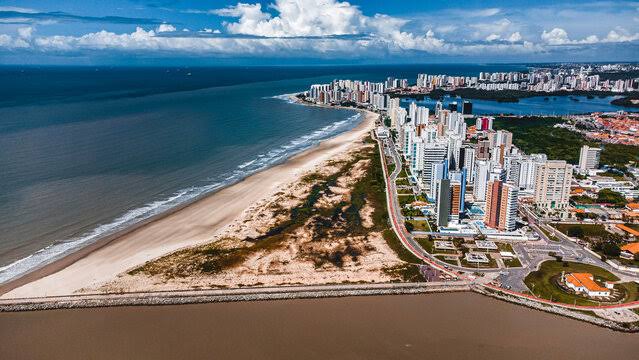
0;0;638;65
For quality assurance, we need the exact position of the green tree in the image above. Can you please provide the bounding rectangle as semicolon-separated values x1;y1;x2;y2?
567;226;585;238
602;242;621;257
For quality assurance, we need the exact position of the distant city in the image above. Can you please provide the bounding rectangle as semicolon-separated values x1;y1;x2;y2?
302;64;639;308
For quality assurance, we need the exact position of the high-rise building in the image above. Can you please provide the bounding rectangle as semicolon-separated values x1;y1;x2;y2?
436;179;451;227
475;117;493;131
475;140;491;160
578;145;602;173
534;160;572;210
418;142;448;197
473;160;491;202
449;169;467;219
450;182;462;220
484;180;519;231
460;146;476;183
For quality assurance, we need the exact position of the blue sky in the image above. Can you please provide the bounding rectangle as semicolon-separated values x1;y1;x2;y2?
0;0;638;64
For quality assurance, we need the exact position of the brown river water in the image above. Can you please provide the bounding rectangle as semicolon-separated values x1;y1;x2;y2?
0;292;636;359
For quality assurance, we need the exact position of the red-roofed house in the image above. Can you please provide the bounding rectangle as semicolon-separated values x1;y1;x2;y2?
563;272;611;297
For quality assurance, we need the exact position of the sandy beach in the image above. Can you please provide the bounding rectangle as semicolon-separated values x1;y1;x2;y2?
2;108;378;299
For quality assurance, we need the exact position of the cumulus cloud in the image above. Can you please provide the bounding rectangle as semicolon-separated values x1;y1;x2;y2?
213;0;370;37
541;27;638;45
17;26;34;39
603;29;639;42
507;32;522;42
156;24;176;33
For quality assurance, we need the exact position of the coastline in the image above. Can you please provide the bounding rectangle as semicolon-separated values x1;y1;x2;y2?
1;103;377;299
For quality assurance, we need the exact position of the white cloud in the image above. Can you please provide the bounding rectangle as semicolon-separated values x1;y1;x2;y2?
17;26;34;39
435;25;457;34
541;28;569;45
507;32;522;42
213;0;368;37
472;8;501;17
541;26;639;45
156;24;176;33
0;33;30;48
0;6;37;13
485;34;500;42
603;29;639;42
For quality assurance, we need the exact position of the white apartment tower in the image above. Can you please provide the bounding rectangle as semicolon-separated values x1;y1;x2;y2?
578;145;601;173
534;160;572;210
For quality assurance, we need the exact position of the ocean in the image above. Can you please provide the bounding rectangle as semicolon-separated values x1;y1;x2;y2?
0;64;633;283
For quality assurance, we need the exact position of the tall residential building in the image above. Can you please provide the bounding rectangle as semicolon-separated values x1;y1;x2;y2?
436;179;451;227
475;140;491;160
475;116;493;131
578;145;602;173
488;130;513;150
419;142;448;197
484;181;519;231
450;182;462;220
460;146;476;183
449;169;467;215
534;160;573;210
473;160;491;201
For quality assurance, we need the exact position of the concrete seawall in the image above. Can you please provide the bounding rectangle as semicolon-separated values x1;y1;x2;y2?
0;282;471;312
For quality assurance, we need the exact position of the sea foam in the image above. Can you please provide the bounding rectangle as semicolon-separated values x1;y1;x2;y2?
0;106;361;285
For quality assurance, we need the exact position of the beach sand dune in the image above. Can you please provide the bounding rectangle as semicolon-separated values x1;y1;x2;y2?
2;110;377;299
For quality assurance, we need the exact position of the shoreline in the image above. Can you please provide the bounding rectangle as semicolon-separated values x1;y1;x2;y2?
1;104;377;298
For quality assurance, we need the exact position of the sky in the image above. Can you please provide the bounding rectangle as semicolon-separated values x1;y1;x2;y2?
0;0;638;65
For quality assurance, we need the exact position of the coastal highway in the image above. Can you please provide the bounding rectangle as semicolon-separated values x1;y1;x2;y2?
375;133;459;278
377;133;505;276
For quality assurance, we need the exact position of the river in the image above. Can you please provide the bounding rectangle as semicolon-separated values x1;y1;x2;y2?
0;293;635;359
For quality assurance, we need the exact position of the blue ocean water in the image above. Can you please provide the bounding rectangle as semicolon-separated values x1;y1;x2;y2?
0;64;633;283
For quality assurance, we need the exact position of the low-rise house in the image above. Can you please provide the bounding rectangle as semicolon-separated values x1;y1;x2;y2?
620;242;639;260
563;272;611;297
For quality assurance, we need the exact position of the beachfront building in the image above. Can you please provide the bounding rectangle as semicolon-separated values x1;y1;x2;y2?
562;272;611;297
534;160;572;212
578;145;602;173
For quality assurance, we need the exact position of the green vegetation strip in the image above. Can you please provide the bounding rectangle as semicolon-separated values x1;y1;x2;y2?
522;260;639;306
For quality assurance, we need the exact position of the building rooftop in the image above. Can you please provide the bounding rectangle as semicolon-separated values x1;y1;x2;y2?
565;273;609;293
621;242;639;255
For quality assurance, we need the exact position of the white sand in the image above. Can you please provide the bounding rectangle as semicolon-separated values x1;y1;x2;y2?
3;110;377;299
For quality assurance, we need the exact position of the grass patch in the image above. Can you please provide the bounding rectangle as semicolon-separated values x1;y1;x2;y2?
435;255;459;266
382;229;422;263
398;195;415;207
395;177;410;186
552;223;614;242
406;220;431;232
524;260;621;305
383;264;424;282
504;258;522;268
396;188;414;195
497;243;514;252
